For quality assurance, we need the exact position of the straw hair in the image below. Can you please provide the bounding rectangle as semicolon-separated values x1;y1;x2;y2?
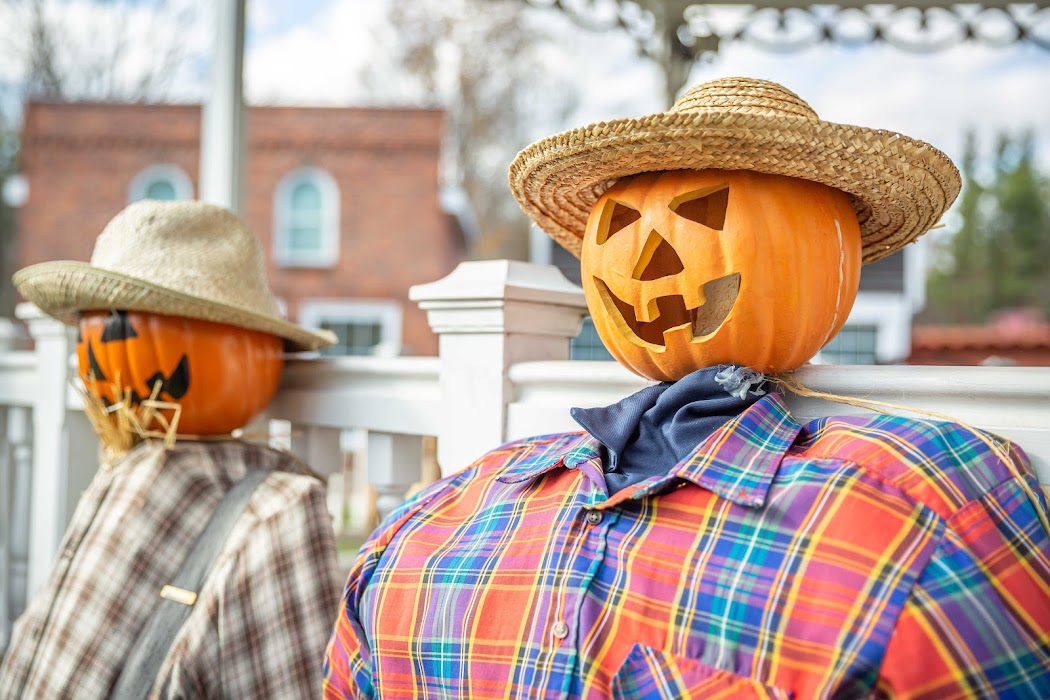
77;374;182;459
509;77;962;264
14;200;335;352
77;375;274;460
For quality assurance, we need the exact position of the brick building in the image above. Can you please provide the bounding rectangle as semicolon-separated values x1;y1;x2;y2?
14;101;468;356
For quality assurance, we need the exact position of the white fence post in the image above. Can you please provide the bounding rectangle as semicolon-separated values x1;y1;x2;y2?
367;432;425;522
16;304;99;596
410;260;588;475
2;406;32;650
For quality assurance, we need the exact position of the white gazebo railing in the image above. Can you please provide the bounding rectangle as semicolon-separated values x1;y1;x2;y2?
2;259;1049;651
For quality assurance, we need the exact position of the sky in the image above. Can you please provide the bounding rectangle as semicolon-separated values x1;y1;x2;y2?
236;0;1050;175
1;0;1048;212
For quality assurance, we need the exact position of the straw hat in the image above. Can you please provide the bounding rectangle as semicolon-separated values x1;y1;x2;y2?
14;200;336;352
509;77;961;264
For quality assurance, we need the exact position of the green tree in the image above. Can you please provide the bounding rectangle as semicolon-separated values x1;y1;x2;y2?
926;131;1050;323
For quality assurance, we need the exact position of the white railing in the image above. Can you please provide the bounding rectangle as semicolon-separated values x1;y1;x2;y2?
2;259;1049;650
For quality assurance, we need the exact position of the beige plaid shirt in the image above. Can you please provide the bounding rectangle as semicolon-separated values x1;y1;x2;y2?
0;440;342;699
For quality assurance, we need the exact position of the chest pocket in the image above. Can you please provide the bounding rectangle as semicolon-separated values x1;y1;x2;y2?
611;644;793;700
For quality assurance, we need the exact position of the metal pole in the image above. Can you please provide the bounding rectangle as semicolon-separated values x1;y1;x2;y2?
199;0;246;214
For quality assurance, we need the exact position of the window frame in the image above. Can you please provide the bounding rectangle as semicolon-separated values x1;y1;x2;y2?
818;323;880;365
297;299;402;357
127;163;194;203
570;315;615;361
273;167;341;268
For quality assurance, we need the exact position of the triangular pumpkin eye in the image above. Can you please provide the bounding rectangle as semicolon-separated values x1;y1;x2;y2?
100;309;139;343
670;184;729;231
86;341;107;381
597;200;641;244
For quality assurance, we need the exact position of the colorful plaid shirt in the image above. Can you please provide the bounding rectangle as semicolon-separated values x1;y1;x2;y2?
0;440;343;699
324;393;1050;699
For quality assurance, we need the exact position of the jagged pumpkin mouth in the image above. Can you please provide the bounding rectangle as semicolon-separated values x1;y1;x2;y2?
83;341;191;406
592;273;741;349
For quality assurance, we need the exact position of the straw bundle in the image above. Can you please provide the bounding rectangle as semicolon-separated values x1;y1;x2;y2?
77;374;181;459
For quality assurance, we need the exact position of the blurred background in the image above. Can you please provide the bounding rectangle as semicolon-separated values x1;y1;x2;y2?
0;0;1048;366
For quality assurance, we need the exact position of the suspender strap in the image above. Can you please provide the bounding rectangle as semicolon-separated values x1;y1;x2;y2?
110;468;272;699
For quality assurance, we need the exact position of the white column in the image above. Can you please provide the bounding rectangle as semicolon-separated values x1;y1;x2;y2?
17;304;76;595
5;407;32;626
367;432;424;522
410;260;588;475
199;0;246;214
528;225;553;266
289;425;344;477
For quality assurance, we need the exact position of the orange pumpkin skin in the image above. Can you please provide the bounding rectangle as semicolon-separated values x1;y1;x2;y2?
76;311;283;435
581;169;862;381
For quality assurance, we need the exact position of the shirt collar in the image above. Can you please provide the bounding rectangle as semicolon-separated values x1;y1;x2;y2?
495;432;600;484
495;393;800;509
673;392;801;508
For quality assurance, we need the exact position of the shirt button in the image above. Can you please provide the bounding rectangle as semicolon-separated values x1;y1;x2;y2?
585;510;603;525
552;621;569;639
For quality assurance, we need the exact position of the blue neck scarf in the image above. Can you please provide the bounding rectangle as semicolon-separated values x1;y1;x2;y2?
570;365;768;494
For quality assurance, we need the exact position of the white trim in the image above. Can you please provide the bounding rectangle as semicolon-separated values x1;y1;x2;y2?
903;239;928;313
439;183;480;245
273;167;340;268
814;244;928;365
127;163;194;202
528;224;554;266
298;299;402;356
822;293;912;364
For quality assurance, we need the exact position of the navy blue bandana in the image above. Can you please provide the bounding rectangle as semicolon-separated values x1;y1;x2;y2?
570;365;768;494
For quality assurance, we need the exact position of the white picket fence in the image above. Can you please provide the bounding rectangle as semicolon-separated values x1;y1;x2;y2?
2;259;1049;651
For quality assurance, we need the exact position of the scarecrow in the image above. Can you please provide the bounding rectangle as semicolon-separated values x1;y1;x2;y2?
324;78;1050;699
1;200;344;699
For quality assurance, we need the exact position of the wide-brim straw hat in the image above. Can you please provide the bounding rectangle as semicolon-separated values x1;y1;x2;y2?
509;76;961;264
14;200;336;352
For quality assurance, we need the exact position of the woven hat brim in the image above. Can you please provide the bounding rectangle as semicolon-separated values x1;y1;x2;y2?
14;261;337;353
509;111;962;264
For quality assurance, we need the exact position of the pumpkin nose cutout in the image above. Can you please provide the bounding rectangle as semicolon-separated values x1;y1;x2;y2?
632;230;684;281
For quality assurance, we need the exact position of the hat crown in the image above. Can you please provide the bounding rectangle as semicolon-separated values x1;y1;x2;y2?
90;200;280;317
671;77;818;120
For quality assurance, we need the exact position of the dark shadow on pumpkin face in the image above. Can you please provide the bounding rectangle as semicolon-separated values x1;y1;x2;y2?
85;340;191;406
670;183;729;230
593;272;741;348
100;309;139;342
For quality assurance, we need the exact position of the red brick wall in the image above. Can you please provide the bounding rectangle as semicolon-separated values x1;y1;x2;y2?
18;102;201;268
17;101;462;355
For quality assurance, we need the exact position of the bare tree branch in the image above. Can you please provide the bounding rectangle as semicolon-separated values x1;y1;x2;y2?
18;0;203;103
362;0;579;258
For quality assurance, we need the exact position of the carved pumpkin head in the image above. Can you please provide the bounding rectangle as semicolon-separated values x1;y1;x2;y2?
581;169;862;381
75;309;283;436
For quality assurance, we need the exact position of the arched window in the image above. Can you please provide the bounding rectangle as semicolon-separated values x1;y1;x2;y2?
274;168;340;267
128;164;193;203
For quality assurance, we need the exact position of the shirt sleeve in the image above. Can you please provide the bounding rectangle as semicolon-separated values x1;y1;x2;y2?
215;478;343;699
322;495;424;699
322;469;467;699
322;546;376;699
876;474;1050;698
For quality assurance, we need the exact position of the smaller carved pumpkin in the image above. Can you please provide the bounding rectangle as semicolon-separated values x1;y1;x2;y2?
581;169;862;380
76;310;283;436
